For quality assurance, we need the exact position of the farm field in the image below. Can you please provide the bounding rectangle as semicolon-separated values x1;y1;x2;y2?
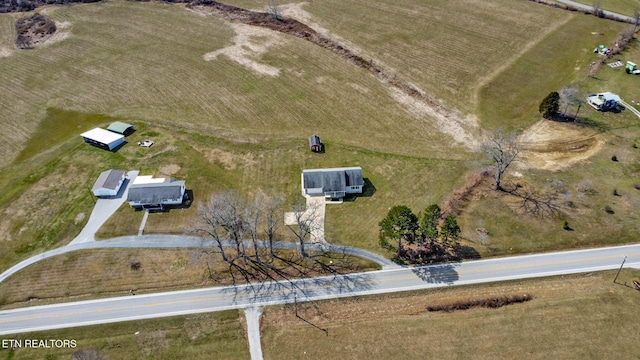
1;0;640;292
261;269;640;360
2;310;250;360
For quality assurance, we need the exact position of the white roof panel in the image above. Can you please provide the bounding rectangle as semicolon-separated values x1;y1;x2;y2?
81;128;124;144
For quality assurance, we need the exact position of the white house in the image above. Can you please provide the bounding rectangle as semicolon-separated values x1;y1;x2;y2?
586;92;621;111
92;169;125;197
80;128;125;151
126;176;186;210
301;167;364;199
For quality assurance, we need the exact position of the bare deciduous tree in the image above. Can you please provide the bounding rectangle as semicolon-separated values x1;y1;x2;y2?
559;86;578;117
483;129;521;191
593;2;604;18
286;200;320;258
263;192;283;259
268;0;282;21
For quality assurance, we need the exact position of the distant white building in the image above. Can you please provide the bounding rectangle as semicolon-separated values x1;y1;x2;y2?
586;92;621;111
301;167;364;199
126;176;186;210
80;128;125;151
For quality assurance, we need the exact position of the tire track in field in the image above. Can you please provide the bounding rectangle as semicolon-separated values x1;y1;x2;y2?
470;13;574;108
189;0;479;149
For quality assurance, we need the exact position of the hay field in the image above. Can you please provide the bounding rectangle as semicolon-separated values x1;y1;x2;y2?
6;310;250;359
228;0;575;116
261;269;640;360
0;0;468;170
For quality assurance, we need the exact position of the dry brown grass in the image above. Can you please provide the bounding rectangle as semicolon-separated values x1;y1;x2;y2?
0;248;378;308
261;269;640;359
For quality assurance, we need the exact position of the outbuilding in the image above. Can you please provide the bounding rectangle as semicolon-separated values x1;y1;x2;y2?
302;167;364;199
586;92;621;111
107;121;135;136
126;176;186;210
92;169;125;197
80;128;125;151
309;135;322;152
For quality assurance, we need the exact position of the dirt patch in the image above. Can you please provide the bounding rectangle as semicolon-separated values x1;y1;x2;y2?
15;14;57;49
160;163;181;176
203;22;282;76
74;212;86;225
198;147;256;170
518;120;604;171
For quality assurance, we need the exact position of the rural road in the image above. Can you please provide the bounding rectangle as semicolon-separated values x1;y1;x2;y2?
1;243;638;335
555;0;636;22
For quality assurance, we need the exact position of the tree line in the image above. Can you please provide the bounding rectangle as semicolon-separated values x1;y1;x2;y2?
379;204;460;264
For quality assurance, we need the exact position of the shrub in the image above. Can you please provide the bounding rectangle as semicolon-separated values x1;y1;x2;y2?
427;294;533;312
613;188;619;196
562;220;570;230
635;183;640;190
604;205;615;214
612;155;618;162
129;261;142;271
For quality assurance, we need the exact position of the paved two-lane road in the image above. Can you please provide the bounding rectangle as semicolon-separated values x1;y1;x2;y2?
1;243;639;335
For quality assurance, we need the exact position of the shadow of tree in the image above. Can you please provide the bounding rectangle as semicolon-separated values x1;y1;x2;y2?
454;244;481;260
411;263;460;285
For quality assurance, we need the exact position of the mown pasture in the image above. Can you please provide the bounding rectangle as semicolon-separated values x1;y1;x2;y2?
261;269;640;360
2;310;250;360
1;0;640;281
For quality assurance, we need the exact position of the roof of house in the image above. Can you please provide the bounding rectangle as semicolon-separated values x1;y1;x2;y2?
309;135;321;145
92;169;125;191
80;128;124;144
588;92;620;106
302;167;363;191
127;180;185;204
107;121;134;134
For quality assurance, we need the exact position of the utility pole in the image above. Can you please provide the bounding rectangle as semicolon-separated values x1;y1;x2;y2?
613;256;627;284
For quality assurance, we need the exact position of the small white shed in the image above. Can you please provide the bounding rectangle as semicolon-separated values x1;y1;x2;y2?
92;169;125;197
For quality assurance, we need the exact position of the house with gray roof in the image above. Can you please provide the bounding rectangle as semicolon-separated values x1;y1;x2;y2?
126;176;186;210
92;169;125;197
301;167;364;199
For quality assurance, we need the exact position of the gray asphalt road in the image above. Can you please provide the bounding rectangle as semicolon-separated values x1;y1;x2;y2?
555;0;635;22
1;243;638;335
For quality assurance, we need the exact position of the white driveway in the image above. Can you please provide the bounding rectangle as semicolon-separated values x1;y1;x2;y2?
284;196;326;244
68;170;138;245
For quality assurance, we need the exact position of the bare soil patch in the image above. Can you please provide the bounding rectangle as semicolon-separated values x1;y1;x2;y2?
159;163;181;176
518;119;604;171
15;14;57;49
203;22;282;76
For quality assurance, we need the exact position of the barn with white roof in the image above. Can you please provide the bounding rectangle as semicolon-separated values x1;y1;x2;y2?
80;128;125;151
